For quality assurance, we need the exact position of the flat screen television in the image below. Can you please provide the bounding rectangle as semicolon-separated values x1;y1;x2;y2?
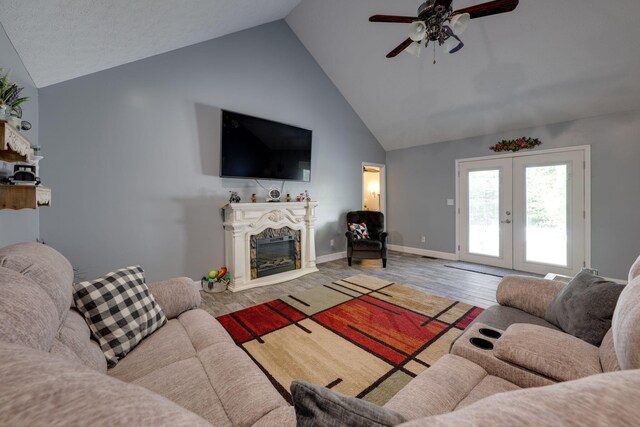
220;110;312;181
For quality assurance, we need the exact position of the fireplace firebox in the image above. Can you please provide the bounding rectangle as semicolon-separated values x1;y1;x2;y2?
255;236;296;278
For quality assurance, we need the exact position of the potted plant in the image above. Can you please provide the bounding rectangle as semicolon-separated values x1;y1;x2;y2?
0;68;29;123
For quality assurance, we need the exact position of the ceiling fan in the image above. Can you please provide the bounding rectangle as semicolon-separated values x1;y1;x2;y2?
370;0;519;59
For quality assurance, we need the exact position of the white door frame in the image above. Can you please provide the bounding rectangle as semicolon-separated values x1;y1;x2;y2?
362;162;386;223
455;145;591;271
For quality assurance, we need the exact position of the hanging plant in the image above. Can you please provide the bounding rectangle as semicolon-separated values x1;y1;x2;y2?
490;137;542;153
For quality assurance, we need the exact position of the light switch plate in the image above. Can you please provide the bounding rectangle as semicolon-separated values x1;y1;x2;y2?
447;199;454;206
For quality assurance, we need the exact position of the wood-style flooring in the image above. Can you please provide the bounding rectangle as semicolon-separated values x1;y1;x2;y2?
199;251;501;317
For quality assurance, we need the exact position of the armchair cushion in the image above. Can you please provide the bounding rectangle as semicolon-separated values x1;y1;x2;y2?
148;277;201;320
496;276;566;318
353;239;383;251
494;324;601;382
544;271;625;345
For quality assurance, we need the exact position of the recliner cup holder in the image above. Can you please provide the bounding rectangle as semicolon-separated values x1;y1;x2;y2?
479;328;502;339
470;337;494;350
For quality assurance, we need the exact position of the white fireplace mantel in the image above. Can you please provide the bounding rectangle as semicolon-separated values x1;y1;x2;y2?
223;201;319;292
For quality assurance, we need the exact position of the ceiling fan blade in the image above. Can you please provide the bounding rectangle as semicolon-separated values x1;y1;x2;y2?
386;38;414;58
453;0;519;19
370;15;418;23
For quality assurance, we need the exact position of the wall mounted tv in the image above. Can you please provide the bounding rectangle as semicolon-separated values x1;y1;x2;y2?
220;110;312;182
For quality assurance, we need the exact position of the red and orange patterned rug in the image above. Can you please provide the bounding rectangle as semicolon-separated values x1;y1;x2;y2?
216;274;483;405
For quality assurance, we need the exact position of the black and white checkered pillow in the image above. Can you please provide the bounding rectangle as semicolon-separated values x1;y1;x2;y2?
73;265;167;367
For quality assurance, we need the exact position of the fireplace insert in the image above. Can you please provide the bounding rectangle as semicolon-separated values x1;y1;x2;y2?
255;235;296;278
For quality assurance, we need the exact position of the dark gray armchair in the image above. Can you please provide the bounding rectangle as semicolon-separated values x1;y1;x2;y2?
345;211;387;268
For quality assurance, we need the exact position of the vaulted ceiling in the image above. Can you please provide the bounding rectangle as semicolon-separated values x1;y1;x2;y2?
287;0;640;150
1;0;639;150
0;0;301;87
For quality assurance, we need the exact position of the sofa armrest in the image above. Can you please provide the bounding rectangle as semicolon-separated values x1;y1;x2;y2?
494;324;601;382
379;232;388;246
148;277;201;319
496;276;566;318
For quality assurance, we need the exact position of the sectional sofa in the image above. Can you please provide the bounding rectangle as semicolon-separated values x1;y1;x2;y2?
1;242;638;426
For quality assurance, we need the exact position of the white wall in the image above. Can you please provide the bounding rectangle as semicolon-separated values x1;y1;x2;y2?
0;23;39;247
39;21;385;282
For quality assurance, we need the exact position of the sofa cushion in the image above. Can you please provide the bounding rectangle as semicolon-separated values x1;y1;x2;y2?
396;369;640;427
384;354;520;419
148;277;201;320
496;276;566;318
471;305;560;331
74;265;167;367
611;275;640;370
0;267;59;351
0;341;212;427
544;271;625;345
494;324;602;382
0;242;74;324
454;376;520;409
291;380;407;427
599;329;620;372
109;309;287;426
133;357;233;426
52;309;107;373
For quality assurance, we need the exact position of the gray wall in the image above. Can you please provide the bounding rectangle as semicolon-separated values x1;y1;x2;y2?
0;23;39;247
387;109;640;279
39;21;385;282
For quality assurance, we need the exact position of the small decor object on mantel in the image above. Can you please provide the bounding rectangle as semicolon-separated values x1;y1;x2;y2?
490;137;542;153
201;267;231;293
295;190;311;202
286;193;291;202
229;191;241;203
251;193;257;203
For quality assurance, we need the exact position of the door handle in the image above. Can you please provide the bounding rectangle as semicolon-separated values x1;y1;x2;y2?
501;219;512;224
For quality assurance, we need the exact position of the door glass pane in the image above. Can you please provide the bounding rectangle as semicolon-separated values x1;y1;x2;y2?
468;170;500;257
525;165;568;266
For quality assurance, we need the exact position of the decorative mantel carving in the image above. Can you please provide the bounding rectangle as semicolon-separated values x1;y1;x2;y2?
223;201;319;292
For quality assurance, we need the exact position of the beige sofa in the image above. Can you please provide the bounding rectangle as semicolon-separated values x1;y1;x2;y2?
0;242;294;426
1;242;639;426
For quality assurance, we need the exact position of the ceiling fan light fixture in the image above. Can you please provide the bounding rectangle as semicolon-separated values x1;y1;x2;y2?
405;41;422;57
449;13;470;35
408;20;427;42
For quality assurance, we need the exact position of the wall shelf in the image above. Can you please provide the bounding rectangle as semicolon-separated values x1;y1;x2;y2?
0;121;51;210
0;185;51;210
0;120;30;162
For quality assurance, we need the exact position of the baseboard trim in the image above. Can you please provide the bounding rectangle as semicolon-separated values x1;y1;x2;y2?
388;244;458;261
316;251;347;264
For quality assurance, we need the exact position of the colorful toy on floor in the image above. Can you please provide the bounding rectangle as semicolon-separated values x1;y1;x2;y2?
201;267;231;293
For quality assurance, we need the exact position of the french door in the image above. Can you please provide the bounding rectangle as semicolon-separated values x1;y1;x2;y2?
458;149;587;276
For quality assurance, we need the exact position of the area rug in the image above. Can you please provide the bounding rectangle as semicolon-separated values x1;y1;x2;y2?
445;261;542;278
216;274;483;405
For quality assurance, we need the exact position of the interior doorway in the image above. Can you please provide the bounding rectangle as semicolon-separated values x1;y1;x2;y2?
362;163;386;218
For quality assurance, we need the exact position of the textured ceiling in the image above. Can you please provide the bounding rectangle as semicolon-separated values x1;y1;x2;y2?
0;0;301;87
287;0;640;150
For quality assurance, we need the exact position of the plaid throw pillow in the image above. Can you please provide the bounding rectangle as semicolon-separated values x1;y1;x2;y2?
348;222;369;240
73;266;167;367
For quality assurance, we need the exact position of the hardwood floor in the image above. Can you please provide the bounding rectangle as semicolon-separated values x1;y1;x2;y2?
199;251;501;317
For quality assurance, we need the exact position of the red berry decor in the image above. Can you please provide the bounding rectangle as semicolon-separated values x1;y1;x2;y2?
490;137;542;153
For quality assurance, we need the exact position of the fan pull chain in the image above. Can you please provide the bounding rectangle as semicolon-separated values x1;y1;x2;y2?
433;42;436;64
